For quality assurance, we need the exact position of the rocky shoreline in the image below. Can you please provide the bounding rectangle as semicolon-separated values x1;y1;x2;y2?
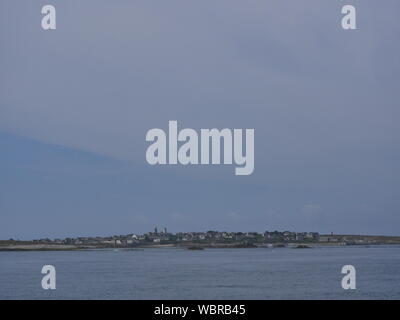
1;241;398;252
0;244;90;251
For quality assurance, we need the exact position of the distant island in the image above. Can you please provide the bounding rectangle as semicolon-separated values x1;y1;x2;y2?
1;228;400;251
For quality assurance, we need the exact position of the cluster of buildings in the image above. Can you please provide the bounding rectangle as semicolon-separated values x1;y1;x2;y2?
32;228;323;246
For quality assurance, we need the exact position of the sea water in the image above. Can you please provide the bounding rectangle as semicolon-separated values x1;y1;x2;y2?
0;245;399;299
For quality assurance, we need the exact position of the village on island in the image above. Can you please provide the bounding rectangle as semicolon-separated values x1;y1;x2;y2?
2;228;400;251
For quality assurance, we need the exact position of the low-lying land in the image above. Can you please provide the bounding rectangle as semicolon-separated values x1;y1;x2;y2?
1;234;400;252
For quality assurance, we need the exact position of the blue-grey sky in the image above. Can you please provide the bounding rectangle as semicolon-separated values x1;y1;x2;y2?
1;0;399;239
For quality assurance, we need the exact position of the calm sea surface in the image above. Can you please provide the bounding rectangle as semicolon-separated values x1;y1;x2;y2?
1;246;399;299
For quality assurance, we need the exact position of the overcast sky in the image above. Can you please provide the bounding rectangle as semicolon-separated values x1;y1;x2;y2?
1;0;399;239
